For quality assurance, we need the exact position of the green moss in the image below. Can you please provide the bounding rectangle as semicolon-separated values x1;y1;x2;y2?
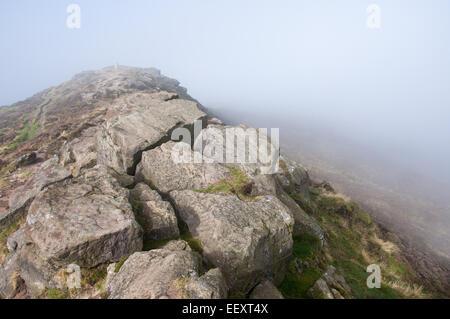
279;262;322;298
293;234;321;260
46;288;68;299
114;256;129;273
279;234;323;299
179;222;203;254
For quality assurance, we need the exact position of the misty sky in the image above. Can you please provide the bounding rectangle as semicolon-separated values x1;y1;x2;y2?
1;1;449;184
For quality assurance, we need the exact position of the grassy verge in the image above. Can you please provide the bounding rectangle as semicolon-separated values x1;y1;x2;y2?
279;234;323;298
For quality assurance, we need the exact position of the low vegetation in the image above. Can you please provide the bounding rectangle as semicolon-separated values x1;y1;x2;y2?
279;184;431;299
279;234;323;298
195;166;258;201
0;217;25;264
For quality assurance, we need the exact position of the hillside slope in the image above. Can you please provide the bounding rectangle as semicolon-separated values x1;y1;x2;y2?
0;67;447;299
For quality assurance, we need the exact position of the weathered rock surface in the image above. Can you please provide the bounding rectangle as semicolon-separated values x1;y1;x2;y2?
136;141;230;193
194;124;280;177
184;268;228;299
277;157;311;200
0;165;142;297
106;248;227;299
59;126;99;175
249;280;284;299
97;93;206;175
25;165;142;267
161;240;192;252
308;265;352;299
194;125;323;241
0;157;72;230
130;183;179;240
276;188;324;242
170;190;294;295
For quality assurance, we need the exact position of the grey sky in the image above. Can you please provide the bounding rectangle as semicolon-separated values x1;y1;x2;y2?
1;0;449;184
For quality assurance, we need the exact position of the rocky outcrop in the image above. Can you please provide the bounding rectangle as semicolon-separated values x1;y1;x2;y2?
0;165;142;297
276;157;311;200
308;265;352;299
0;66;333;300
194;125;323;241
97;92;206;175
249;280;284;299
106;248;227;299
170;190;294;295
130;183;179;240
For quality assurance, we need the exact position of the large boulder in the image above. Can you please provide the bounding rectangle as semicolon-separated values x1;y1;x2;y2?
130;183;179;240
0;165;142;297
0;157;71;230
106;249;227;299
136;141;230;194
169;190;294;295
25;165;142;268
97;93;206;175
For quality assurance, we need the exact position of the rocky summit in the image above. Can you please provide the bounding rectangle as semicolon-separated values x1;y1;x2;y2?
0;66;448;299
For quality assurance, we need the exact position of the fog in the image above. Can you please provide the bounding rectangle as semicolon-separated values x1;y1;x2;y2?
1;1;449;256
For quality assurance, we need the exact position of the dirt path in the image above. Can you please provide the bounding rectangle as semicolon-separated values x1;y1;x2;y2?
37;98;52;134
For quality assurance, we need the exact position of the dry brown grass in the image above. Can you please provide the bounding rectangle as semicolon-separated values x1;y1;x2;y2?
387;280;430;299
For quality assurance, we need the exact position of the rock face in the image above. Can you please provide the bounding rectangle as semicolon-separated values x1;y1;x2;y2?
308;265;352;299
97;93;206;175
130;183;179;240
0;165;142;297
25;165;142;267
106;248;227;299
276;157;311;200
59;126;99;175
170;190;294;295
